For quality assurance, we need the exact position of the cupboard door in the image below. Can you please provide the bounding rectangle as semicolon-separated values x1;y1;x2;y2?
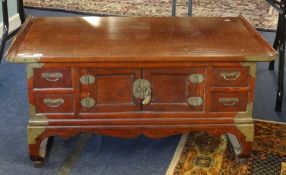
80;68;141;113
142;68;205;112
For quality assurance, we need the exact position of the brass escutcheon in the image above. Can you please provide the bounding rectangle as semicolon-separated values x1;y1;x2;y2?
81;97;96;108
133;79;151;105
189;74;204;84
187;97;203;107
80;75;96;85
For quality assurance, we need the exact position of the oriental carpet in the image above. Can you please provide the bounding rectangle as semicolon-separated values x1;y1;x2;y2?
166;120;286;175
24;0;278;31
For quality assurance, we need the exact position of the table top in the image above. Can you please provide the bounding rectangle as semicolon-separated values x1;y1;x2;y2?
6;16;276;63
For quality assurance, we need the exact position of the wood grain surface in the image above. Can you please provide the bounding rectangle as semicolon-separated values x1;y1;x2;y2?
6;16;276;63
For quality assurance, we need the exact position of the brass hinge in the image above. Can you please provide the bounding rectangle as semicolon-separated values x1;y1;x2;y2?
80;75;95;85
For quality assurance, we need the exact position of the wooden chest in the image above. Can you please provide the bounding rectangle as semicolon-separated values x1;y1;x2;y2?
6;16;276;167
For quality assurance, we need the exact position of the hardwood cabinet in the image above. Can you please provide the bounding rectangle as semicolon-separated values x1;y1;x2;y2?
6;16;276;167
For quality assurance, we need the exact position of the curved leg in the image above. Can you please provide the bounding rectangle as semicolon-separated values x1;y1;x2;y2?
232;124;254;158
196;125;254;158
275;9;286;112
28;127;50;168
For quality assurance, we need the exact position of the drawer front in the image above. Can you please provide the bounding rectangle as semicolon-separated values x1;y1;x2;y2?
35;94;74;113
33;68;72;88
142;68;205;112
210;92;248;112
212;67;249;87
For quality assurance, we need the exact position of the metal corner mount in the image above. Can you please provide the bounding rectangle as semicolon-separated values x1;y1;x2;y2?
29;104;48;122
26;63;44;79
234;103;254;142
240;62;256;78
28;127;46;145
245;54;277;62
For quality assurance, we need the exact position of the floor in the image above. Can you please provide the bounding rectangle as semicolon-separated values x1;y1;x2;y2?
0;8;285;175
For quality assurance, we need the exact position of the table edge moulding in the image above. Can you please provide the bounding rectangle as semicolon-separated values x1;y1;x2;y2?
5;15;277;167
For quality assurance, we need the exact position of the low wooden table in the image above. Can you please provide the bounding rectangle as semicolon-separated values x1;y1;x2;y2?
6;16;276;167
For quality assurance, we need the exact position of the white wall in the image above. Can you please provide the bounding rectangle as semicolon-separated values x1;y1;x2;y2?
0;0;21;35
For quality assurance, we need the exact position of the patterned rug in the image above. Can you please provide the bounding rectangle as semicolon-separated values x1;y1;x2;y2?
24;0;278;31
165;120;286;175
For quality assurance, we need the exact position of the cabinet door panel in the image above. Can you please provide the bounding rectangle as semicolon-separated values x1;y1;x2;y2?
80;68;141;113
142;68;205;112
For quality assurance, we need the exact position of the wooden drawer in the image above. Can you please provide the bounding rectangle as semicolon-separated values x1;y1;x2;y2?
33;68;72;88
212;67;249;87
35;94;74;113
210;92;248;112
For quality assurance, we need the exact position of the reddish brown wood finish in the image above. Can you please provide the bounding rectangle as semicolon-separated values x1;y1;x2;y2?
34;94;74;113
5;16;277;167
7;16;275;63
210;92;248;112
212;67;249;87
79;68;141;113
33;68;72;88
142;68;205;112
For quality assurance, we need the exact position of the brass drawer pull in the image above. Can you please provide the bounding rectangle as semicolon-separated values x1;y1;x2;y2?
220;72;241;81
219;97;239;106
41;72;63;82
43;98;64;108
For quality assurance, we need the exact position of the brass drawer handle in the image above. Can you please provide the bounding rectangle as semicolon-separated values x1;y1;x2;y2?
43;98;64;108
41;72;63;82
219;97;239;106
220;72;241;81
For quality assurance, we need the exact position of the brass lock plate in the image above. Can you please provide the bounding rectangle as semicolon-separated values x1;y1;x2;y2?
133;79;151;99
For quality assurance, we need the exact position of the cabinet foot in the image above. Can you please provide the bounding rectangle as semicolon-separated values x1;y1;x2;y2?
237;141;253;158
28;127;53;167
30;157;44;168
234;124;254;158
